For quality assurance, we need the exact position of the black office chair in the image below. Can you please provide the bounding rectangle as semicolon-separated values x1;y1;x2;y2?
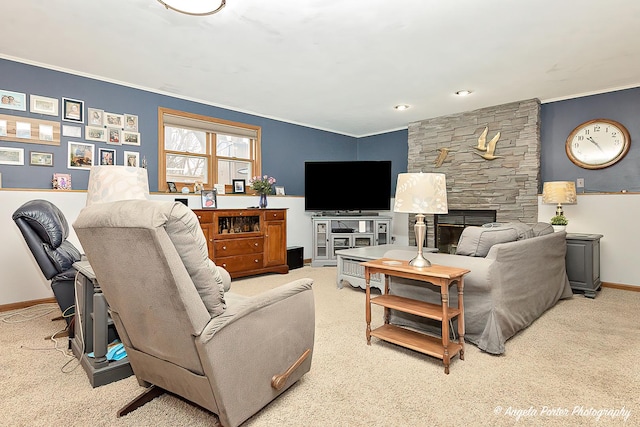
12;199;82;325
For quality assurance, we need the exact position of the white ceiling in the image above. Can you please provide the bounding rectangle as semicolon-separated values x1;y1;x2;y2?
2;0;640;137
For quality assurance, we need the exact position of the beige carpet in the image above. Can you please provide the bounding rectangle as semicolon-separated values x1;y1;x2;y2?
1;266;638;426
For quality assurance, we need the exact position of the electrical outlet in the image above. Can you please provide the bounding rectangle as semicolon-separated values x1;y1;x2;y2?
576;178;585;188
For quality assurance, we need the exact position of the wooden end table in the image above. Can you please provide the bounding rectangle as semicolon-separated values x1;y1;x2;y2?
361;258;470;374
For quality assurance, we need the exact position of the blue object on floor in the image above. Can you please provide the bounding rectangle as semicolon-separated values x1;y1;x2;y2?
87;341;127;361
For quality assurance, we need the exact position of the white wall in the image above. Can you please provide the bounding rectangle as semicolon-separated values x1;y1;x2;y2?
3;190;635;307
1;189;410;306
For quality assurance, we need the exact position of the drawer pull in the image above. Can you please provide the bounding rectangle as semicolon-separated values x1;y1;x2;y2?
222;263;227;267
254;243;258;247
255;259;259;263
223;246;227;250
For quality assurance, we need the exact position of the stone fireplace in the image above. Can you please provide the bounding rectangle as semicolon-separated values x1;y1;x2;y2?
406;99;541;248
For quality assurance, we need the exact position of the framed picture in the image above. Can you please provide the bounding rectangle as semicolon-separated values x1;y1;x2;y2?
0;89;26;111
30;95;59;116
39;124;54;141
30;151;53;166
167;182;178;193
122;131;140;146
0;146;24;165
124;114;138;131
62;98;84;123
124;150;139;167
53;173;72;190
86;126;107;142
104;112;124;128
87;108;104;126
232;179;246;194
107;127;122;145
98;148;116;165
68;141;94;169
62;125;82;138
15;122;31;139
275;186;285;195
201;189;217;209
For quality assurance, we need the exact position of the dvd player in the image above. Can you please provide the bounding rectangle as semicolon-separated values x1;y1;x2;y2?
331;228;354;233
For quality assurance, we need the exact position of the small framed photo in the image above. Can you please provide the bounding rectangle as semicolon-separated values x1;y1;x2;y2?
0;89;27;111
30;95;59;116
122;131;140;146
124;150;139;167
124;114;138;131
68;141;94;169
98;147;116;165
85;126;107;142
39;124;54;141
107;127;122;145
62;98;84;122
30;151;54;167
53;173;72;190
167;182;178;193
0;120;6;136
232;179;246;194
201;189;217;209
62;125;82;138
15;121;32;139
104;112;124;128
275;186;285;195
87;108;104;126
0;146;25;165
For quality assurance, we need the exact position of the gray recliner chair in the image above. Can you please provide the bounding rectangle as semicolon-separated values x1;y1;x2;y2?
73;199;315;427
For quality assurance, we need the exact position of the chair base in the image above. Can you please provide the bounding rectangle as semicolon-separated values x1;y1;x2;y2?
118;385;165;417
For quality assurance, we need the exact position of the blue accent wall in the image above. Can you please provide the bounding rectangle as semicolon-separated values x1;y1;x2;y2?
357;130;408;195
540;87;640;193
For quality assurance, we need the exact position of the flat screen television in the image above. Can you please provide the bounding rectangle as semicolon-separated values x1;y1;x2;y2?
304;160;392;213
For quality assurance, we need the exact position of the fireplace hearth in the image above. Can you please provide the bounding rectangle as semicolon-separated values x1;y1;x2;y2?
435;209;496;253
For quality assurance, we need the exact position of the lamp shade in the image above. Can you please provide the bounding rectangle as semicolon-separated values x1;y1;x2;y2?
542;181;577;205
394;173;448;214
86;166;149;206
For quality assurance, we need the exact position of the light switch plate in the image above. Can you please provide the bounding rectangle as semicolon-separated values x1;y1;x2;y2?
576;178;584;188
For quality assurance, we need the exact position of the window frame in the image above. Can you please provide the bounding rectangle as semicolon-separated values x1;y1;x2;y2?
158;107;261;192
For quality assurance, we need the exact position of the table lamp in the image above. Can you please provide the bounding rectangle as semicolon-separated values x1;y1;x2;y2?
542;181;577;217
86;166;149;206
394;172;448;267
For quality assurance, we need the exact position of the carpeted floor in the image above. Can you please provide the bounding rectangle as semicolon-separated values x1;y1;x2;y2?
1;266;638;426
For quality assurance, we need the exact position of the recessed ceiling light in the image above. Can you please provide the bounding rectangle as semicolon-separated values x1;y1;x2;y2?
394;104;410;111
455;90;472;96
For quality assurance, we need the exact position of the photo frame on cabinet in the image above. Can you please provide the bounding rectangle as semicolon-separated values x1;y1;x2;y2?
232;179;246;194
30;151;53;167
167;182;178;193
201;189;217;209
30;95;59;116
62;98;84;122
275;186;285;195
53;173;72;190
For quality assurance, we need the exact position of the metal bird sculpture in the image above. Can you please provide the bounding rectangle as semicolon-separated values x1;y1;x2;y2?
474;130;502;160
435;148;450;167
475;127;489;151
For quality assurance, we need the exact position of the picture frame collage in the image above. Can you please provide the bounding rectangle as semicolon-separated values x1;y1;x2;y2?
0;87;143;189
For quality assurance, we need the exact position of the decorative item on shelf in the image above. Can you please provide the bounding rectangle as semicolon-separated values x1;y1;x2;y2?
542;181;577;228
550;215;568;233
85;166;149;206
249;175;276;209
393;172;448;267
52;173;72;190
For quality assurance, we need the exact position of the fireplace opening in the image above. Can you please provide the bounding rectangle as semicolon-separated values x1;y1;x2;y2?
435;209;497;253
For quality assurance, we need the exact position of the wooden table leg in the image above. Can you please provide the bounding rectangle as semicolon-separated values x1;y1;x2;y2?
441;280;450;375
365;268;371;345
457;277;465;361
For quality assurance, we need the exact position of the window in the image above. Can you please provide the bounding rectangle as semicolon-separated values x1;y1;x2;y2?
158;108;261;191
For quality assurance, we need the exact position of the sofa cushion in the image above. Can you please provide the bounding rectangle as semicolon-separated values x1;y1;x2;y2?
164;202;226;317
456;225;519;257
531;222;554;237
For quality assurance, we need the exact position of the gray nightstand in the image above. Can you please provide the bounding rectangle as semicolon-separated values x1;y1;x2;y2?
565;233;602;298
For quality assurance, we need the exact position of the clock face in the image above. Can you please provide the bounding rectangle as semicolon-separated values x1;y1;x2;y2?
566;119;630;169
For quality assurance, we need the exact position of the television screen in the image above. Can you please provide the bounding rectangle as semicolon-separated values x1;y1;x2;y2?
304;161;392;212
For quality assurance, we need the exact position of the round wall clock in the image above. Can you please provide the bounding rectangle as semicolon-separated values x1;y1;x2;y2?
565;119;631;169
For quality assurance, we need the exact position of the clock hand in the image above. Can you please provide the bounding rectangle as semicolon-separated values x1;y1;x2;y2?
587;136;604;152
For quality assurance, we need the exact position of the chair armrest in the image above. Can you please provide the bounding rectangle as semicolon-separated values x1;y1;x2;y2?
216;265;231;292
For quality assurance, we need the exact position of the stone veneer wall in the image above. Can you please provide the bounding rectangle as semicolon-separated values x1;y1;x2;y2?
407;99;541;247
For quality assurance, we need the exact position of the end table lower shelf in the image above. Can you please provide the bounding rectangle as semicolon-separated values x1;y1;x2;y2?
370;324;463;360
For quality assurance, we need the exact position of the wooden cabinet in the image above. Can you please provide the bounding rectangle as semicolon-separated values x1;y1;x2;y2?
193;208;289;278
